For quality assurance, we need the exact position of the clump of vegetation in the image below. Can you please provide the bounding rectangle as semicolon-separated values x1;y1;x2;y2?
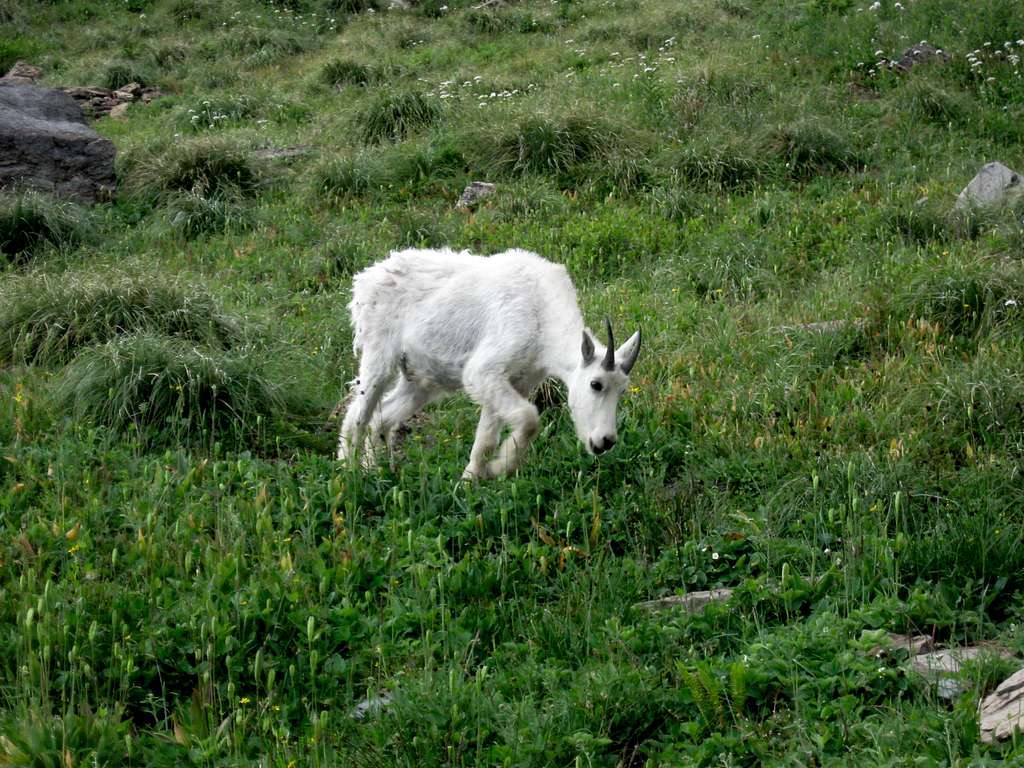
886;260;1024;338
900;77;967;124
491;115;613;177
57;333;318;448
100;60;152;89
312;154;384;201
165;191;254;238
357;90;443;144
767;120;863;179
0;273;242;365
320;57;375;88
220;25;309;61
0;192;88;263
885;200;952;245
669;139;771;189
130;138;263;201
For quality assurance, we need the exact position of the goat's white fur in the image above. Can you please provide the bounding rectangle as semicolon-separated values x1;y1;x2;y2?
337;248;641;478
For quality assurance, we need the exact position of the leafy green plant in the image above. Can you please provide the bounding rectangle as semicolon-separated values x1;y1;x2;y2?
321;57;375;88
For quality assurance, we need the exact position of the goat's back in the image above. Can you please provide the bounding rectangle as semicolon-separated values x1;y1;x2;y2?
347;248;576;362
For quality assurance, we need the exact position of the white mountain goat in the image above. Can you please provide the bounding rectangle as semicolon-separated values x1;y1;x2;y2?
336;248;642;478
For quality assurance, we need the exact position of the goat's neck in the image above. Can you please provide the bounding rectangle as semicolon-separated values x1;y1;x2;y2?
543;318;587;385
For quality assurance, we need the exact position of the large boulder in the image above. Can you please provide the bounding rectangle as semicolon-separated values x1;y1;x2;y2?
955;161;1024;211
0;82;116;203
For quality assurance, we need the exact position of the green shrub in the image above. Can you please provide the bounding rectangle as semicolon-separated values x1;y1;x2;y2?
320;57;375;88
357;90;443;144
324;0;381;13
57;333;318;448
131;138;263;201
0;36;42;74
0;273;242;366
0;192;88;263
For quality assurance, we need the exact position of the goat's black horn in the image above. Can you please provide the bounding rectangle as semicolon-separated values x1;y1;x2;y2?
602;317;615;371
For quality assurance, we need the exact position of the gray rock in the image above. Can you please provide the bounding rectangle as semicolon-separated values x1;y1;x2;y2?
456;181;496;211
350;692;392;720
0;83;116;203
893;42;950;73
913;645;1018;702
980;668;1024;743
634;588;733;613
955;162;1024;210
109;102;130;120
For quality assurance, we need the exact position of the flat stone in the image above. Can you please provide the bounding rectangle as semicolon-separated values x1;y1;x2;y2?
252;145;314;162
955;161;1024;210
109;102;130;120
980;668;1024;743
634;588;733;613
456;181;496;211
869;633;935;657
0;82;116;203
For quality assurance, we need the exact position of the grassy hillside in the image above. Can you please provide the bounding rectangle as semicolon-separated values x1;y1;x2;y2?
2;0;1024;764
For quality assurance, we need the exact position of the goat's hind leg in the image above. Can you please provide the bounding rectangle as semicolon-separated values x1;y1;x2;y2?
337;353;395;464
371;377;438;460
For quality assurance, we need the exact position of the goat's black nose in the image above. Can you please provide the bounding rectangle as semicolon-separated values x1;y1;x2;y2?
591;435;616;454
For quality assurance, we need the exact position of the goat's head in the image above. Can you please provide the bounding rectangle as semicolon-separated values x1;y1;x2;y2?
567;319;641;456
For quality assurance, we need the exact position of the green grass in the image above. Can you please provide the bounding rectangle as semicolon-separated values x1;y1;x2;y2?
3;0;1024;765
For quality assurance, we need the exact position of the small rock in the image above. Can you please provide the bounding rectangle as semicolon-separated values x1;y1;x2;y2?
252;145;314;162
980;668;1024;743
893;42;951;73
869;633;935;657
3;61;43;84
634;588;733;613
350;693;392;720
113;82;143;101
955;161;1024;210
775;318;868;334
456;181;496;211
109;102;130;120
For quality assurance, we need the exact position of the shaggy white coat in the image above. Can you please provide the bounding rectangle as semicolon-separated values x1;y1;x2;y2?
337;248;641;478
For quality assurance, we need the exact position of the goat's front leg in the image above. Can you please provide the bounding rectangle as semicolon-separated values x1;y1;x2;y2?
462;408;501;480
486;402;540;477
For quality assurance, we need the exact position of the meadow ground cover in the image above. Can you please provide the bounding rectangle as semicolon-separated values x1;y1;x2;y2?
2;0;1024;764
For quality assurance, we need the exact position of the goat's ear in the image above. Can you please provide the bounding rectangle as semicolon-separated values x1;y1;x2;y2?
617;329;641;375
581;330;596;366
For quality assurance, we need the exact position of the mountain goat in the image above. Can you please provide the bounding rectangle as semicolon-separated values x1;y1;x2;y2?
337;248;642;478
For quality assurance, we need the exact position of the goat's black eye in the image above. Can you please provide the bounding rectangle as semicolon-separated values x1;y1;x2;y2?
590;380;603;392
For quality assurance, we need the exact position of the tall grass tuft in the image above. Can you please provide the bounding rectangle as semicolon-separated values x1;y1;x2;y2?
101;60;152;89
321;58;376;88
0;273;242;366
57;333;319;449
767;121;863;179
165;191;254;238
0;192;88;263
491;115;612;177
886;260;1024;338
357;90;443;144
669;139;770;189
129;138;263;201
